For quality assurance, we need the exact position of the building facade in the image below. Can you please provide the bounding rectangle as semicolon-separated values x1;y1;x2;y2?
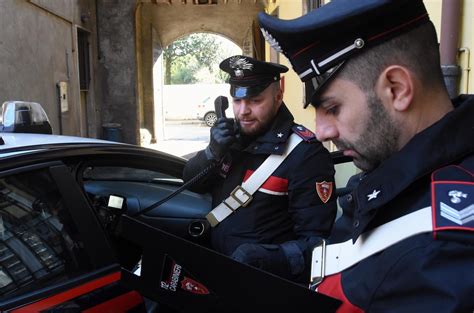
0;0;471;147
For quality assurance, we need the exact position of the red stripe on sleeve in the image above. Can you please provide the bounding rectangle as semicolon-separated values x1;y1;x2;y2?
317;273;364;313
243;170;288;193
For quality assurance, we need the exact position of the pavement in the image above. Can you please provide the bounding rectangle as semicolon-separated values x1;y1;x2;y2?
164;119;204;125
144;119;210;159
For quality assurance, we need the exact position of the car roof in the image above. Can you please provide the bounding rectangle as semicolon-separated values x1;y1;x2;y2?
0;132;119;148
0;133;122;156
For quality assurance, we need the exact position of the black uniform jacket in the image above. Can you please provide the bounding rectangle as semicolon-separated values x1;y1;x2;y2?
183;104;337;281
319;95;474;312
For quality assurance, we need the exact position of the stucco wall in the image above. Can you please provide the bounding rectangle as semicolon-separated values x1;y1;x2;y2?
424;0;473;95
96;0;139;144
458;0;473;94
0;0;96;136
271;1;311;131
264;1;314;132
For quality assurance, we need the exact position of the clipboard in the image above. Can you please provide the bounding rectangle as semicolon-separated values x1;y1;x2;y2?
119;216;341;313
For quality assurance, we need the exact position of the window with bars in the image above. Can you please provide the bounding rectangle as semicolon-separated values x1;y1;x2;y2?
305;0;325;12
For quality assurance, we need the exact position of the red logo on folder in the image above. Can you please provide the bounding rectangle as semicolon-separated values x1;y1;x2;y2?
181;277;210;295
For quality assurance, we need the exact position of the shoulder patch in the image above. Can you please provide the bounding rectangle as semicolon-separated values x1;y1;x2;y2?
292;124;316;142
431;165;474;234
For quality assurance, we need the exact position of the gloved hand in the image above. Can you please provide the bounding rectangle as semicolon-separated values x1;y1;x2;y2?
230;243;288;277
205;117;237;161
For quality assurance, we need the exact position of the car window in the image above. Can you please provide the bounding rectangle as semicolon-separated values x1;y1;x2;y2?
0;168;92;300
82;166;181;183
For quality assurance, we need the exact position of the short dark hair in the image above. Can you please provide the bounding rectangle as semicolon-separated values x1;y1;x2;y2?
271;81;281;91
339;21;444;92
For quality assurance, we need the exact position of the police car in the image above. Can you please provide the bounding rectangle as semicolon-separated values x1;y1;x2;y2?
0;101;344;312
0;101;218;312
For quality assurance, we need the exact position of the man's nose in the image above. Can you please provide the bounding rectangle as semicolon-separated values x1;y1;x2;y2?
315;114;338;142
237;100;251;115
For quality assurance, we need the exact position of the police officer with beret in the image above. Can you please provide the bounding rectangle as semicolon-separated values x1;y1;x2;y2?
183;55;337;283
259;0;473;311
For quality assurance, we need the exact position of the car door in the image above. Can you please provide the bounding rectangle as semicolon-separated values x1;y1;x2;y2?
0;161;145;312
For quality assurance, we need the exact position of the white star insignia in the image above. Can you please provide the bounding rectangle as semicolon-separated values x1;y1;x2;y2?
367;189;381;201
277;133;284;138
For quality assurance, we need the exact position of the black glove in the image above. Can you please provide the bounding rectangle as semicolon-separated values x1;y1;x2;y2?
230;243;288;277
205;117;237;161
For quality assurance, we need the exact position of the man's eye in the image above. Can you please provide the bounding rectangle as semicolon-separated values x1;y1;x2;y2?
326;105;339;115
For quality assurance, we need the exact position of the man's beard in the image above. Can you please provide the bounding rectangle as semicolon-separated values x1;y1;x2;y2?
238;118;273;137
236;100;278;137
334;92;401;172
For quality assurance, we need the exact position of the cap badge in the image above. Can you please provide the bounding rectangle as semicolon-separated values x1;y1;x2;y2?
229;56;253;77
260;28;283;53
277;133;284;138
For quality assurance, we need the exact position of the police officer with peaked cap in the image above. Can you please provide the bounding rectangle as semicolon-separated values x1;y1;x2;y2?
259;0;474;311
183;55;338;283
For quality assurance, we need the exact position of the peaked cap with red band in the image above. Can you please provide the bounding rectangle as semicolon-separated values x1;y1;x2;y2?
258;0;430;107
220;55;288;99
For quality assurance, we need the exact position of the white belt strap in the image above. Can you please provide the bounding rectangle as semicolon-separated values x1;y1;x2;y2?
206;133;303;227
310;206;433;287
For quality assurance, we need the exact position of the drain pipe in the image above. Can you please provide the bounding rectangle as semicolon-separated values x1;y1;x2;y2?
439;0;462;98
459;47;470;94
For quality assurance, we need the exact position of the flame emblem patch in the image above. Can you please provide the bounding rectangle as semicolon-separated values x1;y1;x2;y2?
316;181;333;203
181;277;210;295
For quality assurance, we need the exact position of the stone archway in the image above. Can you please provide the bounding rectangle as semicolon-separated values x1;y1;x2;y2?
153;32;241;155
136;0;265;144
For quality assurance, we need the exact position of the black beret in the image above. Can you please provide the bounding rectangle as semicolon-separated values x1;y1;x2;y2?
219;55;288;98
258;0;430;107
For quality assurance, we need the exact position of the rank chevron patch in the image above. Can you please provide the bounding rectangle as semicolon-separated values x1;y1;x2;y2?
432;180;474;231
440;202;474;225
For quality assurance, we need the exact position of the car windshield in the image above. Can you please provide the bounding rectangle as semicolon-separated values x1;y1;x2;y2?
82;166;181;183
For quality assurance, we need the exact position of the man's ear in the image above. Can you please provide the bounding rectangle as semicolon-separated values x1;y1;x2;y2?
376;65;414;112
275;85;284;104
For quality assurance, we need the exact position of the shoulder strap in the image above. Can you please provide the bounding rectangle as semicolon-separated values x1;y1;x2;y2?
292;124;316;142
310;206;433;288
206;133;303;227
311;169;474;288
